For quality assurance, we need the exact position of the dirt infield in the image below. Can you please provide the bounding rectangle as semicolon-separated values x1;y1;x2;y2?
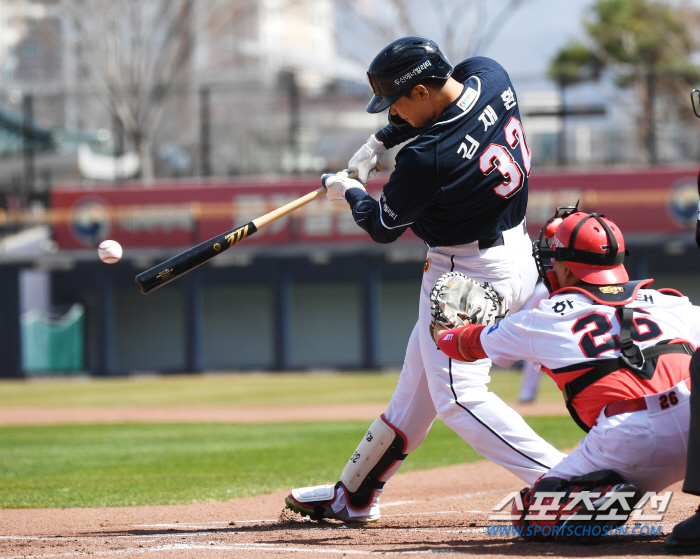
1;402;695;558
1;461;694;559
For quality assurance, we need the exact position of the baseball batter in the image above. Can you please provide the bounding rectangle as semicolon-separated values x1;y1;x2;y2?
434;210;698;538
285;36;566;523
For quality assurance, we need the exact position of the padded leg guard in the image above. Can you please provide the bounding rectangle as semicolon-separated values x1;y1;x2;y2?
512;469;642;544
339;414;408;510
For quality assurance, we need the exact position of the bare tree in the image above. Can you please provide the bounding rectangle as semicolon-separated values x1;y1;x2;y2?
62;0;195;181
336;0;529;65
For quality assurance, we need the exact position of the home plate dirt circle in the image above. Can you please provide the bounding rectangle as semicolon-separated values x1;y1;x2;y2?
1;460;694;559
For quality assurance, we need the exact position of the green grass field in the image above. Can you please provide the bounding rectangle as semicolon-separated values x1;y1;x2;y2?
0;369;563;407
0;371;575;509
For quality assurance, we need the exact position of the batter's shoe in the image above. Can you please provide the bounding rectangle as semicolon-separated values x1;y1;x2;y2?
665;506;700;554
285;481;380;523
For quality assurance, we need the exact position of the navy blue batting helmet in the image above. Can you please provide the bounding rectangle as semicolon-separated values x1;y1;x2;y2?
365;36;453;114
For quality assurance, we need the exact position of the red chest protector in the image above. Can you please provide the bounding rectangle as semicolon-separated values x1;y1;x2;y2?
549;279;694;431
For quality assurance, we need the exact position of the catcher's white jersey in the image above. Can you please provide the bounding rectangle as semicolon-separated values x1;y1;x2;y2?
479;284;699;492
481;286;700;426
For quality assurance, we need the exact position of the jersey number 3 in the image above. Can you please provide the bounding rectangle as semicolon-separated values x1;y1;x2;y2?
479;117;531;199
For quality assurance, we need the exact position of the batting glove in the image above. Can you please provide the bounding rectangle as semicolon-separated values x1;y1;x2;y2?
322;171;367;201
348;135;386;185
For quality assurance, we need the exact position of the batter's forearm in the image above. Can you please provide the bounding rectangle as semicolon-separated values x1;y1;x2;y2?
345;190;406;244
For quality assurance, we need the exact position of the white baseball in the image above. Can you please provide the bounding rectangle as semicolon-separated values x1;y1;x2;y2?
98;240;123;264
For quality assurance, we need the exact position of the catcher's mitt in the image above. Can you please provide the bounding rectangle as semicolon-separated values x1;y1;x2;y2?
429;271;508;342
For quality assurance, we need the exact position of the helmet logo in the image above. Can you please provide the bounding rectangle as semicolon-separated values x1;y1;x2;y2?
599;286;624;294
393;57;434;88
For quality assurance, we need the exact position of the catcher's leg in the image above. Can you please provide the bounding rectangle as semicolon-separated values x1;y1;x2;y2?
285;322;437;522
511;470;642;543
545;381;690;493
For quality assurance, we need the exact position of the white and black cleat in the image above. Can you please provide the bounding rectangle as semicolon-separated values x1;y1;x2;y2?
285;481;379;523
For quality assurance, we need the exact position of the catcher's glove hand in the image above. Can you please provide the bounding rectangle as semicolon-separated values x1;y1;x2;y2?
429;271;508;343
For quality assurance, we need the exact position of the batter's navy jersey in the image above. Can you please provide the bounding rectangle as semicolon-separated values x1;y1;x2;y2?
345;57;531;247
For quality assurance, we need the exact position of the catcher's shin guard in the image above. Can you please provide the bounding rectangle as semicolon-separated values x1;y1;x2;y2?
339;414;408;509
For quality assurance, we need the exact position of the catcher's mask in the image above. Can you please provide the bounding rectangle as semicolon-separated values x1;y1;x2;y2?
692;89;700;118
533;206;630;291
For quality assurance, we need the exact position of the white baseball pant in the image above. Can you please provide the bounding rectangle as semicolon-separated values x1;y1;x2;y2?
380;220;567;487
543;379;690;493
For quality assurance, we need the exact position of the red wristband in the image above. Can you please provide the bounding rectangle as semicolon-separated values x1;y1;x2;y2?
456;324;487;361
437;326;467;361
437;324;487;361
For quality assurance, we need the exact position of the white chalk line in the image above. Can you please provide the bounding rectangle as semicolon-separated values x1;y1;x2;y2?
0;498;517;559
0;524;481;543
1;538;483;559
133;519;279;528
128;508;485;528
381;489;519;508
383;510;459;517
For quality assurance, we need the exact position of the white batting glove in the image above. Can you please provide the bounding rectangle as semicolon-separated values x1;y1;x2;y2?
348;135;386;185
322;171;367;201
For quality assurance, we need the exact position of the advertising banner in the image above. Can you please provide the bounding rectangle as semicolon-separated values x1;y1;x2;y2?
51;168;699;249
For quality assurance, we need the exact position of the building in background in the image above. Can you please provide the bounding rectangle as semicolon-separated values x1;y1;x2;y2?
0;0;379;182
0;0;698;184
0;0;698;377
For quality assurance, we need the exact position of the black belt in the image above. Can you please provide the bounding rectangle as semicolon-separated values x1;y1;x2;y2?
478;233;504;250
426;231;507;250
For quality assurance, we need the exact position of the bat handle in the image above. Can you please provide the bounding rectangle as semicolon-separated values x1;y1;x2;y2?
323;164;381;184
320;170;354;189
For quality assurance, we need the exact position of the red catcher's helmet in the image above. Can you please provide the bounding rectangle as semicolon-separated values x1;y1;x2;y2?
550;212;629;285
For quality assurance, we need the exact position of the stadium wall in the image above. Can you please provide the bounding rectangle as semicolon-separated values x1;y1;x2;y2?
0;167;698;376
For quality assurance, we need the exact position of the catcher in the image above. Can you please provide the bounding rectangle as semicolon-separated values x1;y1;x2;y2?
432;208;699;541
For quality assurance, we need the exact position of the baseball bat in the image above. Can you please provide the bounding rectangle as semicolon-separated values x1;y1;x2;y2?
135;168;374;294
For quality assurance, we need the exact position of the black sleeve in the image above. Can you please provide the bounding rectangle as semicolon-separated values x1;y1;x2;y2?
375;118;427;149
344;140;439;244
344;190;409;244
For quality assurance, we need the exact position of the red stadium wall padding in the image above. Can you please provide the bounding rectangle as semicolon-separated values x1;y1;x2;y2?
51;167;699;249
